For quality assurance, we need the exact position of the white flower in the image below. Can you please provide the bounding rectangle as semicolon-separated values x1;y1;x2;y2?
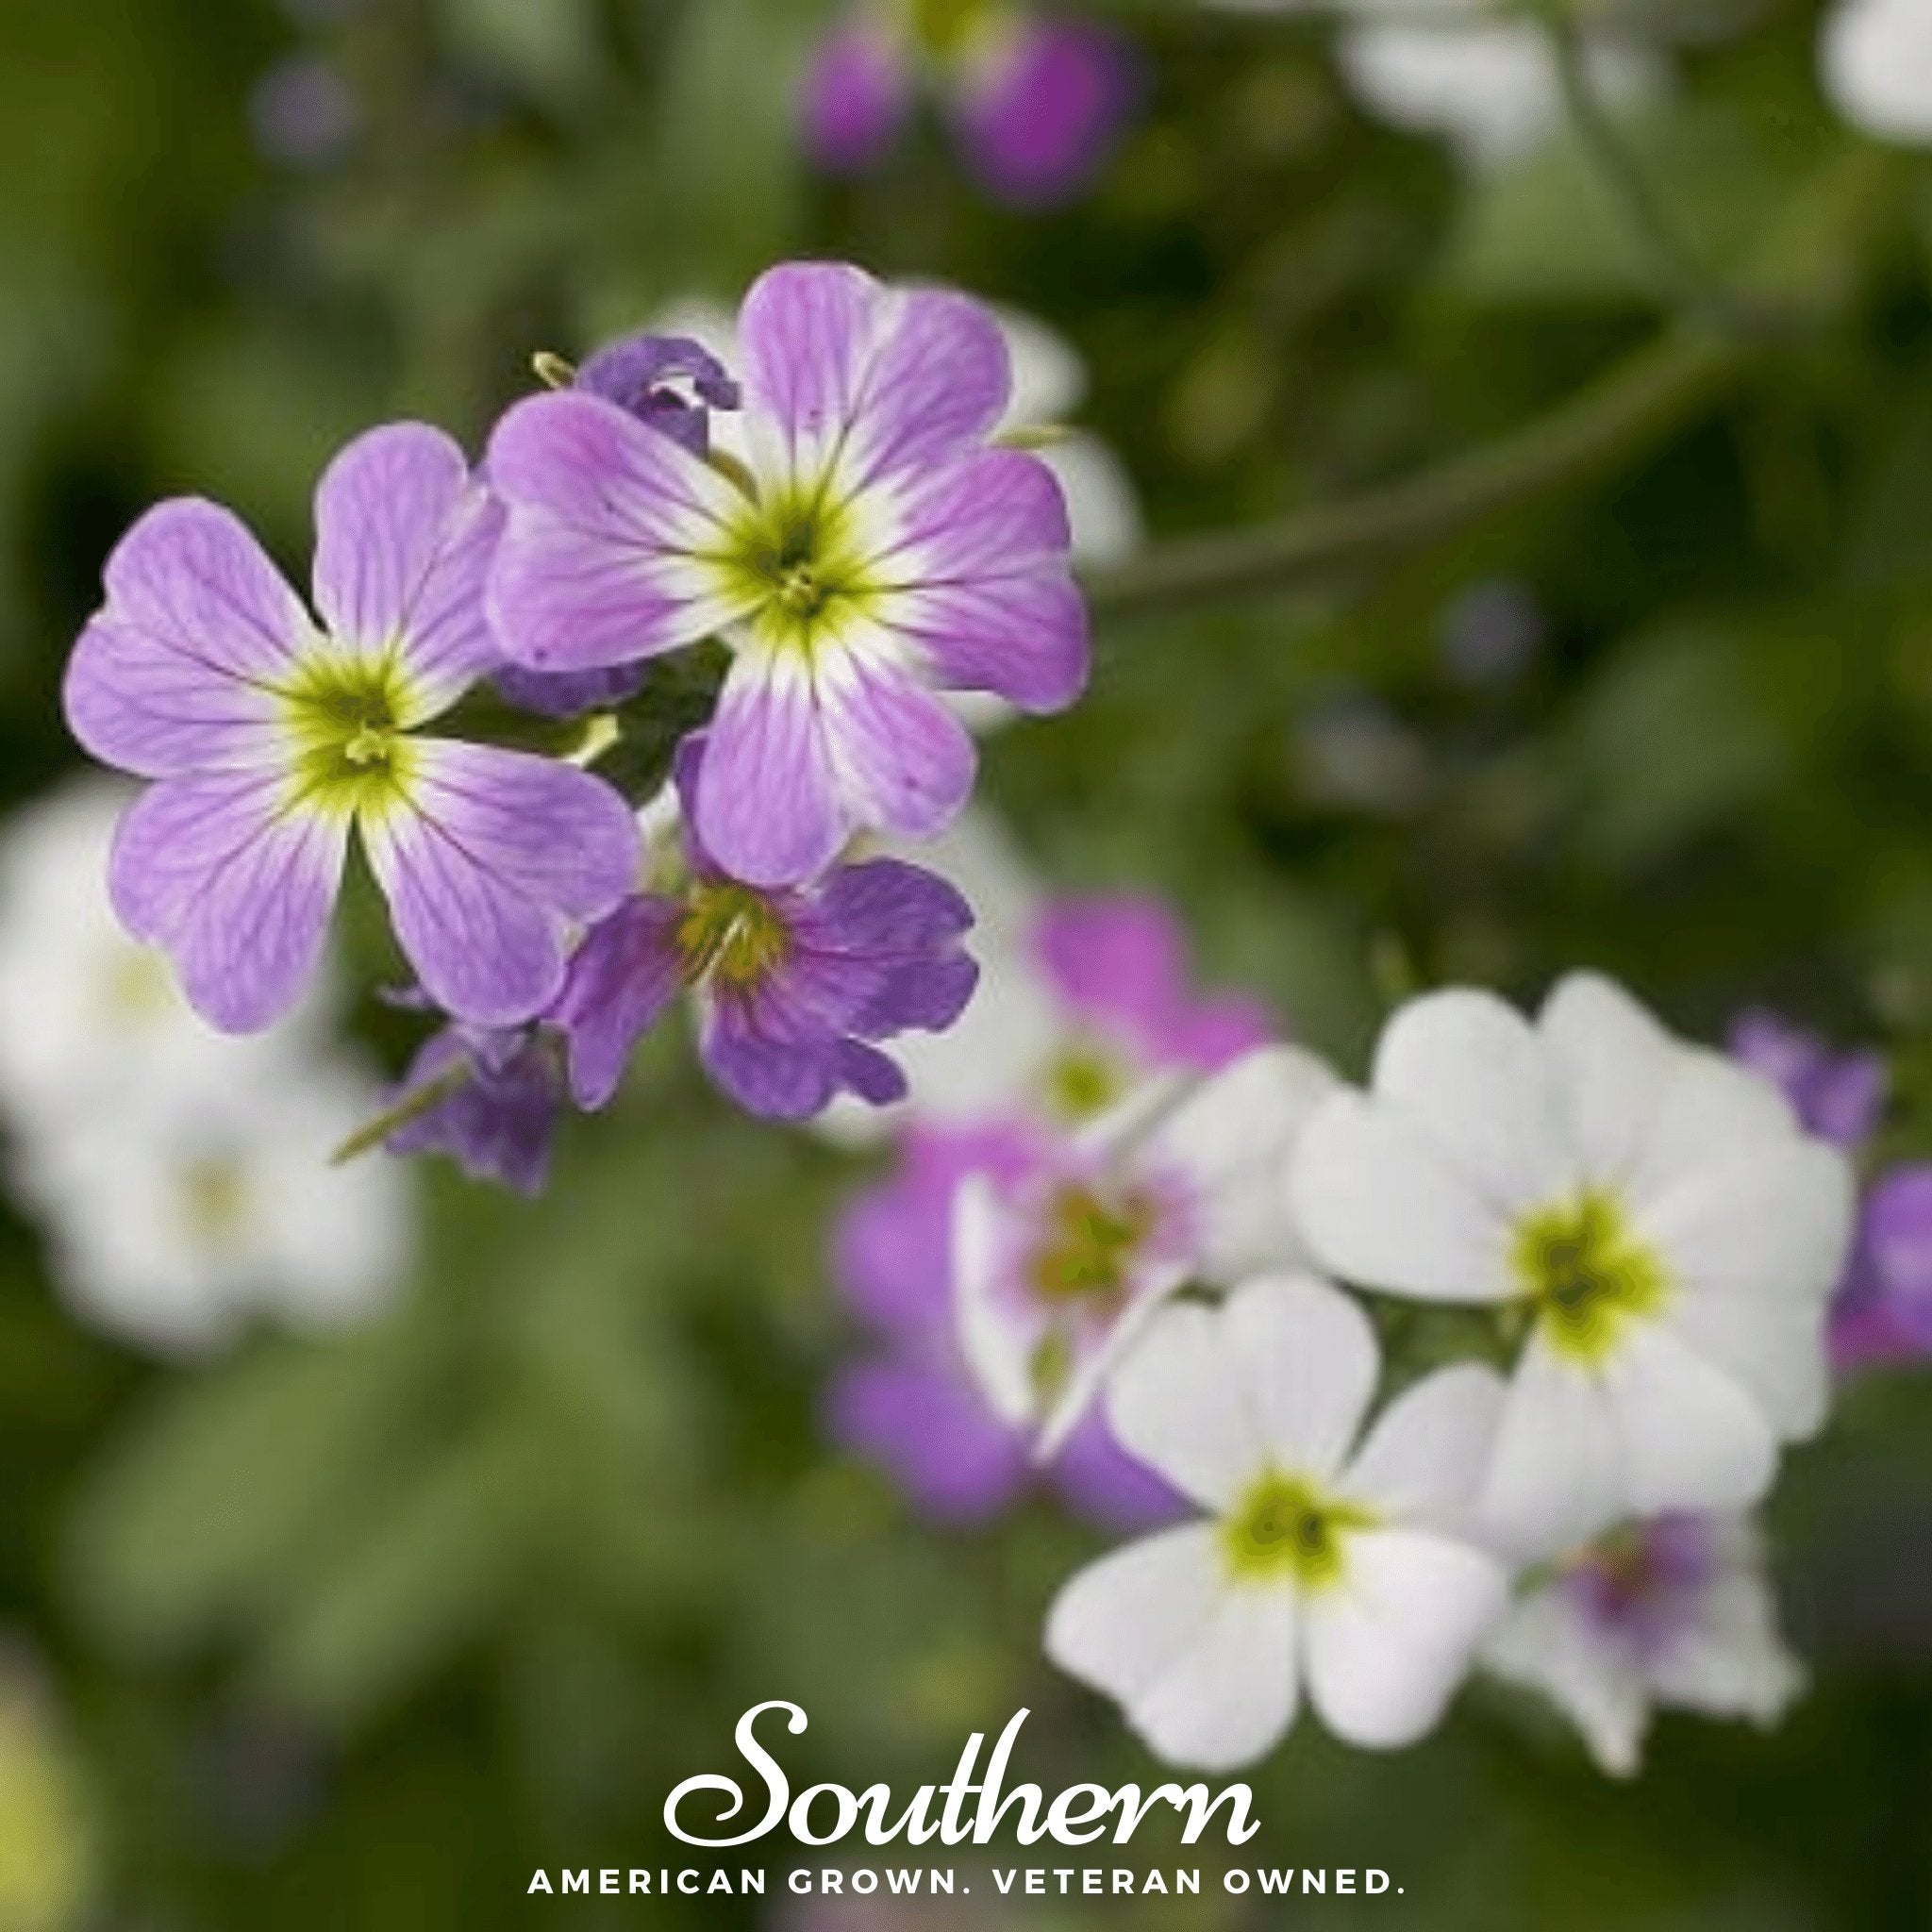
1288;974;1856;1563
1482;1511;1805;1775
955;1045;1341;1457
1202;0;1663;169
0;776;322;1128
1821;0;1932;145
10;1067;412;1356
1045;1274;1509;1769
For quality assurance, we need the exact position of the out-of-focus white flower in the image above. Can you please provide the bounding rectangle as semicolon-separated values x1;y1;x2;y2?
648;293;1141;567
10;1068;411;1356
956;1045;1341;1456
1483;1511;1804;1774
1046;1274;1508;1769
0;776;322;1129
1203;0;1664;169
1289;974;1855;1563
1821;0;1932;145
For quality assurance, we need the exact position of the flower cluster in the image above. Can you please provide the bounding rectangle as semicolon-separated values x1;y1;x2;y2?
61;262;1090;1183
835;958;1857;1774
801;2;1139;208
0;778;409;1353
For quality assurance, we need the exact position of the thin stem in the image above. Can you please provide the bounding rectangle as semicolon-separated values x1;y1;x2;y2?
1542;15;1751;333
333;1061;472;1167
1084;325;1739;619
1082;150;1899;622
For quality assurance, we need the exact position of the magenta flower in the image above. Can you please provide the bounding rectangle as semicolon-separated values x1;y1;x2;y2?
1728;1008;1887;1150
801;5;1139;208
827;1124;1182;1527
549;743;978;1121
61;424;641;1033
486;262;1089;887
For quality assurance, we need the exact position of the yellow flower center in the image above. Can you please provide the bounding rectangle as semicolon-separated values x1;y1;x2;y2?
713;483;879;660
1511;1188;1668;1364
676;881;791;990
1026;1183;1156;1307
182;1158;250;1248
1224;1472;1377;1590
909;0;1003;58
1038;1038;1129;1124
279;651;425;821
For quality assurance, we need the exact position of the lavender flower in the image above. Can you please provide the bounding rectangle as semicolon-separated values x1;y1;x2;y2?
62;425;641;1033
827;1124;1181;1526
549;743;978;1122
1727;1008;1926;1371
492;334;739;721
486;262;1089;887
801;4;1139;208
384;1023;565;1197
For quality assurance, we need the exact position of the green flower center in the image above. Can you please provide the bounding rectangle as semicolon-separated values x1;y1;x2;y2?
182;1158;250;1246
677;882;791;990
1038;1039;1129;1124
909;0;1002;59
1224;1472;1376;1590
1026;1183;1156;1306
280;652;423;821
1512;1188;1667;1363
715;485;877;659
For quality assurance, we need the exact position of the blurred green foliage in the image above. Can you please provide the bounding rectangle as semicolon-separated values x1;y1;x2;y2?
7;0;1932;1925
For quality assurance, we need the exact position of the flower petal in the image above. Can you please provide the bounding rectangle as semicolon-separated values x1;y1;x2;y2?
1304;1528;1507;1749
827;1355;1028;1523
1045;1524;1299;1773
800;21;912;172
740;264;1010;495
1105;1298;1268;1511
365;743;640;1026
1645;1570;1805;1724
1602;1324;1778;1521
1289;1088;1513;1303
1539;971;1676;1183
1149;1045;1340;1283
68;500;308;777
820;641;978;845
1230;1274;1382;1483
311;422;505;709
1373;987;1577;1215
1481;1587;1650;1776
692;651;845;887
1479;1336;1627;1563
108;774;346;1034
549;897;684;1110
950;17;1138;208
65;614;284;779
1344;1363;1506;1535
485;391;750;672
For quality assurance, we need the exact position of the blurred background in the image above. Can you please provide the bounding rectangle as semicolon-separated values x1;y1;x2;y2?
6;0;1932;1924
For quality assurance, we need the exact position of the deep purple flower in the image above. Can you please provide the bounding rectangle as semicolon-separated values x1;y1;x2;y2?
62;424;641;1033
491;659;649;720
1729;1008;1887;1150
826;1124;1181;1527
385;1022;564;1197
1560;1513;1720;1659
549;742;978;1122
486;261;1089;888
1834;1164;1932;1369
801;6;1138;209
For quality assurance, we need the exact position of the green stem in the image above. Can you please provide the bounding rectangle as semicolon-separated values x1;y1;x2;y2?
1082;150;1900;622
332;1061;472;1167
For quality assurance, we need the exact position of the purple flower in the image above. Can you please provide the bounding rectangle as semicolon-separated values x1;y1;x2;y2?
62;424;641;1033
549;743;978;1121
486;261;1089;888
1834;1164;1932;1369
801;7;1139;209
385;1022;565;1197
1559;1513;1720;1660
1728;1008;1888;1150
827;1124;1181;1527
491;336;739;720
